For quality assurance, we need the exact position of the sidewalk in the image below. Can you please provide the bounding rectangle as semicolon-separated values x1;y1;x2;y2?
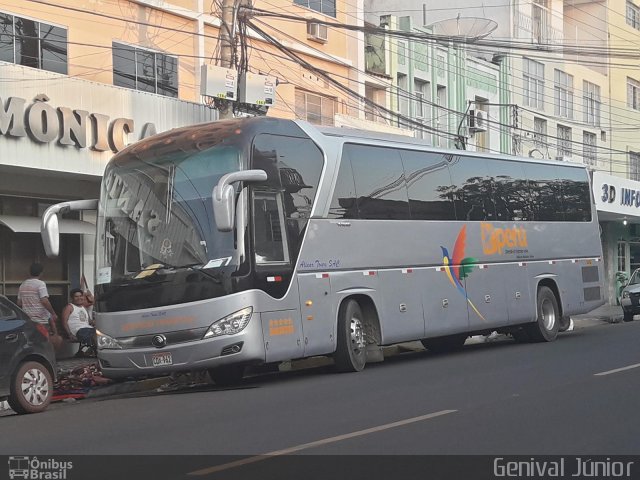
54;356;170;401
571;303;624;326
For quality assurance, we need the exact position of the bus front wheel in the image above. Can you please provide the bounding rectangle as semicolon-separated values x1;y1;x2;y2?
528;286;560;342
334;299;367;372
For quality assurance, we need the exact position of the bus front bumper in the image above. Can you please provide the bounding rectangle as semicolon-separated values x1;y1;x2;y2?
97;321;265;379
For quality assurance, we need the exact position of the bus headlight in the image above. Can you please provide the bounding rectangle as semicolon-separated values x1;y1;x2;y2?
96;330;122;350
203;307;253;339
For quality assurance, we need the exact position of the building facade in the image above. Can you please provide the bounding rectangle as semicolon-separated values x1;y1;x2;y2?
0;0;406;327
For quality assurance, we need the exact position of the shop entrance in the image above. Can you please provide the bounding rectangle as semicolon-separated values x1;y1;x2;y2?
0;196;80;316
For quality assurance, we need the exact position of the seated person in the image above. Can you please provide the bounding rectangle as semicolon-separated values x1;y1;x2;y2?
61;288;96;357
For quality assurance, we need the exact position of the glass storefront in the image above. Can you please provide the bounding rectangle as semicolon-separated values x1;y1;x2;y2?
0;195;80;315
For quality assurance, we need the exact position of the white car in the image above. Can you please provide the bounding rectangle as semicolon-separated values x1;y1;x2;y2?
619;269;640;323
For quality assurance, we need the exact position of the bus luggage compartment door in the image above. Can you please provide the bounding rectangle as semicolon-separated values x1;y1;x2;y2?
464;265;511;329
260;310;304;363
297;273;334;357
423;268;470;337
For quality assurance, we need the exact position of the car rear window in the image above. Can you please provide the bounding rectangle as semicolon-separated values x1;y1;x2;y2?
0;301;18;320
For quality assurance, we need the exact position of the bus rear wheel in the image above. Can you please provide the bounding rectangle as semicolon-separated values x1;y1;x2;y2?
421;334;467;353
527;286;560;342
208;365;245;386
334;299;367;372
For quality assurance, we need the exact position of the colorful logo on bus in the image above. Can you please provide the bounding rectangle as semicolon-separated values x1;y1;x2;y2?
480;222;528;256
440;225;486;321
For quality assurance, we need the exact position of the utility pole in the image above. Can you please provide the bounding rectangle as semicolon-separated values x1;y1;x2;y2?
218;0;237;119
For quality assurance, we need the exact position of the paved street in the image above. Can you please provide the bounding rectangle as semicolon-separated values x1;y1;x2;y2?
2;319;639;463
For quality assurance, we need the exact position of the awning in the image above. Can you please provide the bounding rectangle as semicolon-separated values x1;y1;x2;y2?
0;215;95;235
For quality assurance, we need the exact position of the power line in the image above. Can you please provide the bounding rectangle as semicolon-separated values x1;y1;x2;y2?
252;1;640;127
246;23;638;164
247;19;461;140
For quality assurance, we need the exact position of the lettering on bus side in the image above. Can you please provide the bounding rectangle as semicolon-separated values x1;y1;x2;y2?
121;316;195;333
298;259;341;269
104;170;161;235
481;223;528;256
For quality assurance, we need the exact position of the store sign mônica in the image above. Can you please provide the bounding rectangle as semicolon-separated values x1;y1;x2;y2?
0;95;157;153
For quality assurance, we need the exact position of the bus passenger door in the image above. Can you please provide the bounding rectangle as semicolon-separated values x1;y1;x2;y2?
422;268;469;337
252;190;304;362
297;273;334;357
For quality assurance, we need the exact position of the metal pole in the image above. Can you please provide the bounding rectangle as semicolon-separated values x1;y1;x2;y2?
218;0;236;119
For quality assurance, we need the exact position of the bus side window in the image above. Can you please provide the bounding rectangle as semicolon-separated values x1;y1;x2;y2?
485;158;532;222
523;163;565;221
558;166;592;222
448;156;496;221
347;144;410;220
400;150;456;221
328;150;358;219
253;191;289;265
252;133;324;262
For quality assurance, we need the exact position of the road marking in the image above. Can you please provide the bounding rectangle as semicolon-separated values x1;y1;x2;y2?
188;409;457;476
595;362;640;376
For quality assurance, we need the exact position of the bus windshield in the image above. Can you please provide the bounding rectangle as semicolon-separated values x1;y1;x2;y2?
96;144;242;287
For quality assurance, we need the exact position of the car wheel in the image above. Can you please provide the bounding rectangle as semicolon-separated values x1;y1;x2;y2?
8;361;52;414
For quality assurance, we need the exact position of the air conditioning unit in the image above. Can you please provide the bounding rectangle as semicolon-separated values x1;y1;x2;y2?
468;109;487;134
307;22;328;43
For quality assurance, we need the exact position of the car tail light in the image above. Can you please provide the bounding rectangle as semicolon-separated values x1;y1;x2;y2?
35;323;49;339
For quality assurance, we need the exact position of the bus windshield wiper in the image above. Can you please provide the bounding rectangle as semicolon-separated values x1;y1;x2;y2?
160;263;203;270
159;262;223;284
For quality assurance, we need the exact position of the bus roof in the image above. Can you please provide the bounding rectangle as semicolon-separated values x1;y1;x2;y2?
300;120;587;170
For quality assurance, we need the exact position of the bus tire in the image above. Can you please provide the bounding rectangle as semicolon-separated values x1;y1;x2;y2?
527;286;560;342
558;315;571;332
208;365;245;386
334;299;367;372
421;334;467;353
8;361;52;414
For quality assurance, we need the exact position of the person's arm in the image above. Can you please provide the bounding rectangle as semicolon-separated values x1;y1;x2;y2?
84;290;94;306
40;297;58;335
61;304;74;339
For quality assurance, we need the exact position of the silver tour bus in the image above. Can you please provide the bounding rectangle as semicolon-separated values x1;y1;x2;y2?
41;118;605;383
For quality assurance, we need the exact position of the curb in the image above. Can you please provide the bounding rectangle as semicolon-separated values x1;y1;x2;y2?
86;376;171;398
571;315;622;326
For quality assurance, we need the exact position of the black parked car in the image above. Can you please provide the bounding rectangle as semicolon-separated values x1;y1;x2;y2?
0;295;56;414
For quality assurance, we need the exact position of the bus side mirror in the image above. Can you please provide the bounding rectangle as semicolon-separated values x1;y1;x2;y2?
212;170;267;231
42;207;61;258
41;199;99;257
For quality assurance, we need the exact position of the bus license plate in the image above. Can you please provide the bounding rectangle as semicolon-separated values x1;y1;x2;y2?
151;352;173;367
